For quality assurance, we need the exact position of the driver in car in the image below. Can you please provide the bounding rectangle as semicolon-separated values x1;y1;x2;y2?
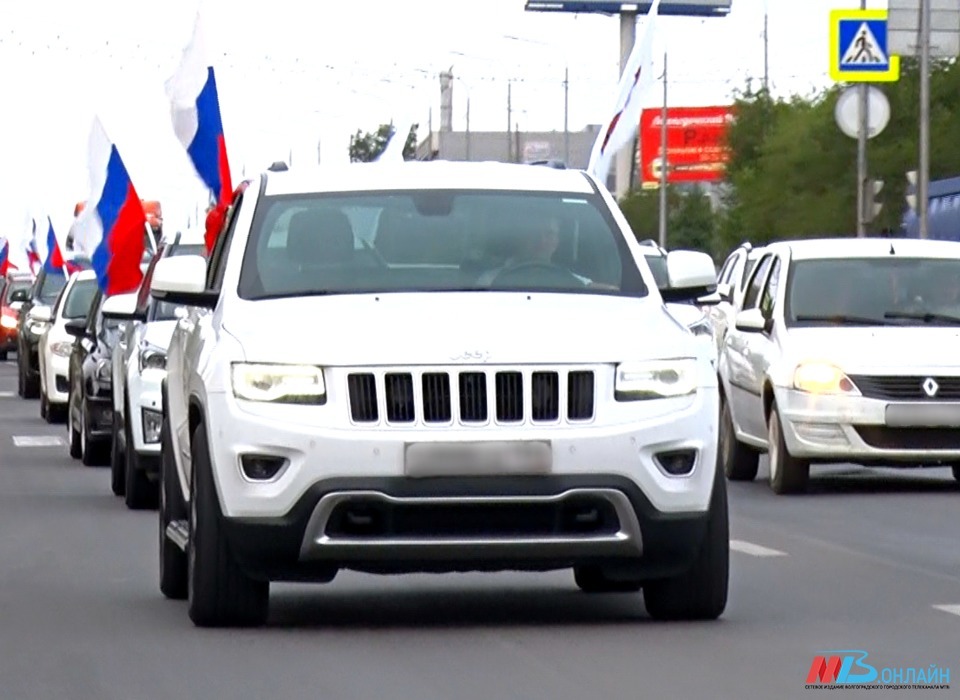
476;216;592;286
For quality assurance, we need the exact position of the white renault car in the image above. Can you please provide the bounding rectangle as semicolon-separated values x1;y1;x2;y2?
708;242;766;356
719;237;960;494
150;162;725;627
36;270;99;423
104;230;207;509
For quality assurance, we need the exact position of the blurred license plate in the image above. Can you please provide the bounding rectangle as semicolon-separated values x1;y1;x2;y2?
404;441;552;477
885;403;960;427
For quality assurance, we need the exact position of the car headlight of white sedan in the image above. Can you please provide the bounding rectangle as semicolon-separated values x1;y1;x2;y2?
51;341;73;358
792;361;861;396
231;363;327;405
615;359;698;401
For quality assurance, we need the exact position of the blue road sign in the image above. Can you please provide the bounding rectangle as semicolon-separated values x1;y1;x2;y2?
830;10;900;82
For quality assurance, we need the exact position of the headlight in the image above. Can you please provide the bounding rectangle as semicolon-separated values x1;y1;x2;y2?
615;359;698;401
0;314;16;329
96;358;112;383
139;346;167;372
231;363;326;405
792;362;860;395
51;341;73;357
687;317;714;338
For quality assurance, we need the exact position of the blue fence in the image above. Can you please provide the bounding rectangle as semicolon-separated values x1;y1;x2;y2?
901;175;960;240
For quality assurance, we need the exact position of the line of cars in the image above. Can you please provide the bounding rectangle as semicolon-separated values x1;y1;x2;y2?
709;236;960;494
8;162;735;629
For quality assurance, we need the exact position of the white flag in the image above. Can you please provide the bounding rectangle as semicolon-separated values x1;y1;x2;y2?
376;121;412;163
587;0;663;185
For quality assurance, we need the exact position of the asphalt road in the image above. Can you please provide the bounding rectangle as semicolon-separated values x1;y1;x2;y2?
0;357;957;700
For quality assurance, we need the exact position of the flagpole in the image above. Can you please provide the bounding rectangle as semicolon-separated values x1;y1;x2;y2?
658;52;668;248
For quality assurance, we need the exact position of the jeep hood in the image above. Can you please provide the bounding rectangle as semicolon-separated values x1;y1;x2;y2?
223;292;701;366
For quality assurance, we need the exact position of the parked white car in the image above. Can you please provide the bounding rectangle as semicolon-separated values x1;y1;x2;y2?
707;242;766;356
151;161;726;627
718;237;960;494
36;270;99;423
105;230;207;509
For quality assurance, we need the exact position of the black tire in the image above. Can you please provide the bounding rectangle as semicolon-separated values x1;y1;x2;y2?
574;566;642;593
23;363;39;399
0;350;7;361
67;393;82;459
159;413;188;600
125;399;158;510
110;414;126;497
187;423;269;627
952;465;960;483
719;395;759;481
768;405;809;495
644;464;729;621
17;360;24;397
80;403;107;467
40;391;48;420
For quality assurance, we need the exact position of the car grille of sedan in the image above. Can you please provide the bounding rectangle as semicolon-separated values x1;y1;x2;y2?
848;375;960;401
346;369;595;426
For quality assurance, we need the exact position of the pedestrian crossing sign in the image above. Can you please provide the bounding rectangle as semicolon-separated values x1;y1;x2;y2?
830;9;901;82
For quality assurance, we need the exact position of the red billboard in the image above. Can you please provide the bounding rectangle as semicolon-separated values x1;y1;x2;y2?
638;106;735;186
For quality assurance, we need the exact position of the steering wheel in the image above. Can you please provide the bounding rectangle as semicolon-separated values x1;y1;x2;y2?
489;260;584;287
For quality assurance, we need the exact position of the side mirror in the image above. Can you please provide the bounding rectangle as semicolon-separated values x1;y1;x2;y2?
28;306;53;323
63;319;89;338
101;292;142;321
735;308;772;333
9;289;29;303
660;250;718;303
715;282;732;303
150;255;218;309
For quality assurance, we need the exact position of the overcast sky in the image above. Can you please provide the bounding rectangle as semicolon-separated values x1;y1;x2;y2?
0;0;889;236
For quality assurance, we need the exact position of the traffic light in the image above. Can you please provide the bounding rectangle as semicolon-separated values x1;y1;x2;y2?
865;178;884;222
906;170;918;212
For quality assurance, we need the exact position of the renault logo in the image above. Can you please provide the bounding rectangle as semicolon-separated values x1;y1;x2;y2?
922;377;939;398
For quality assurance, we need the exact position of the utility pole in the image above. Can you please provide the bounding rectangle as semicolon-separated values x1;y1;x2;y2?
466;96;471;161
563;66;570;164
763;11;769;92
507;81;513;162
658;52;668;248
856;0;868;237
919;0;931;238
616;10;637;197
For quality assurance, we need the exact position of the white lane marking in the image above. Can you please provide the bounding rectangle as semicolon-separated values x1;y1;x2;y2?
0;391;15;398
933;604;960;618
12;435;65;447
730;539;788;557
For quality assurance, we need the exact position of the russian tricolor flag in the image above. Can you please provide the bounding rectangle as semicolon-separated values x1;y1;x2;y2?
0;238;14;276
166;12;232;252
40;216;76;276
72;117;146;295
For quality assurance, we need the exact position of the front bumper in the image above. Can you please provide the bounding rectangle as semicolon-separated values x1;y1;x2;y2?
84;396;114;440
776;386;960;464
204;385;720;520
220;475;711;582
43;353;70;405
130;368;165;457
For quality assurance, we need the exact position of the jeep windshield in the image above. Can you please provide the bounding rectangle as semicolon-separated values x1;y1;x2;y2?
238;190;648;300
787;256;960;327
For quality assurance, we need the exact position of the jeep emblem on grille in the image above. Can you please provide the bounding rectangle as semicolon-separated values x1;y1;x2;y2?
922;377;939;398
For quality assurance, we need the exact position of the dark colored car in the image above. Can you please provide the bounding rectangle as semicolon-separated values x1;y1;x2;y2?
17;260;91;396
65;287;124;466
0;273;34;361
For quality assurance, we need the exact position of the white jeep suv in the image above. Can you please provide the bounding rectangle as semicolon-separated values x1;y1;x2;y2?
150;162;726;627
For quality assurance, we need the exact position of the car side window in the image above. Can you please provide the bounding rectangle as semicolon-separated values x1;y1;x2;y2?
136;254;161;316
759;257;782;319
717;255;736;286
206;182;252;292
742;254;773;310
86;290;103;335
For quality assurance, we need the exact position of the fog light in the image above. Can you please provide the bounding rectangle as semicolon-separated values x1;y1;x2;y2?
240;454;287;481
141;409;163;444
655;449;698;476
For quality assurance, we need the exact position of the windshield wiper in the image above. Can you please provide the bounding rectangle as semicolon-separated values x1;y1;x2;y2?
883;310;960;325
794;314;893;326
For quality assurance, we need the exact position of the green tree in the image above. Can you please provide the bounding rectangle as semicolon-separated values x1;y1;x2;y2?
618;185;717;255
348;123;419;162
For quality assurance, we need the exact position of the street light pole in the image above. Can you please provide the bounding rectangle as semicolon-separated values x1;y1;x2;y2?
658;52;668;248
564;66;570;164
919;0;931;238
856;0;868;237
